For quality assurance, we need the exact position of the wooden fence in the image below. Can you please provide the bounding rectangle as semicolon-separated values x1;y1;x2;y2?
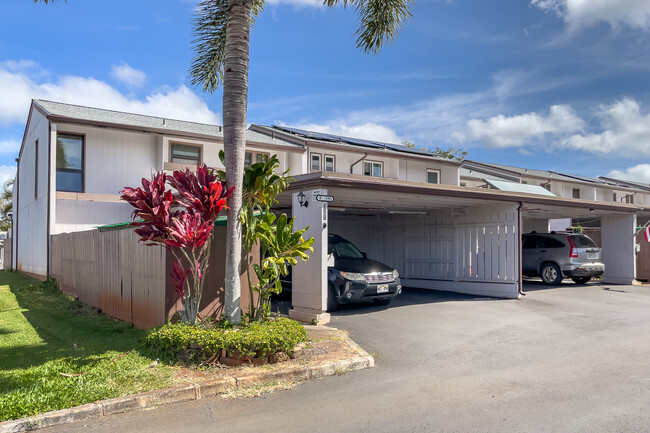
51;225;256;329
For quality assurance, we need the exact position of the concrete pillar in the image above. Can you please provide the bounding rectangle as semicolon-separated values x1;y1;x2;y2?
601;214;636;285
289;189;330;325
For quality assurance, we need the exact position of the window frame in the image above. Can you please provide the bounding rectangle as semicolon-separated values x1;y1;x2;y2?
56;133;85;193
324;154;336;172
363;160;383;177
426;168;441;184
572;188;580;199
310;152;322;171
170;142;202;165
244;151;270;167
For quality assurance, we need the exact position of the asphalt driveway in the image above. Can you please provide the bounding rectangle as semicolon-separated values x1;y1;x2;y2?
42;281;650;433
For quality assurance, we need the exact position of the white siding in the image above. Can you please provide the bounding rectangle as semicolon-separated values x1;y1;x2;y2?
330;203;520;299
307;146;459;185
15;109;50;276
53;201;134;234
55;123;160;195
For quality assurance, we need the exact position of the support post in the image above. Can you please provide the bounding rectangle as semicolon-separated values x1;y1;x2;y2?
290;189;330;325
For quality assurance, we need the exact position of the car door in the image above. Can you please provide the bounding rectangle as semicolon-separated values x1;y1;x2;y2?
522;235;543;272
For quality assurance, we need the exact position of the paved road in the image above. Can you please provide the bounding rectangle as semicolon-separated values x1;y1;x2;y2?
43;281;650;433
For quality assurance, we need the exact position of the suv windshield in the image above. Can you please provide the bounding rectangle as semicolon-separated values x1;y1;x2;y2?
329;237;364;259
569;235;599;248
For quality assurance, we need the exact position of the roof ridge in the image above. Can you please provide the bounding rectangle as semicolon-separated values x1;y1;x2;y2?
34;99;223;128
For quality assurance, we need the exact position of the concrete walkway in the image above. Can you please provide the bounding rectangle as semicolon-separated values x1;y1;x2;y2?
40;281;650;432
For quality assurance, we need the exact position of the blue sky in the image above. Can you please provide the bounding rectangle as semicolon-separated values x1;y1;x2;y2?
1;0;650;185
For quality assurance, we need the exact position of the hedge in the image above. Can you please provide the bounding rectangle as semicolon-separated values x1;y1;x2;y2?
144;317;307;361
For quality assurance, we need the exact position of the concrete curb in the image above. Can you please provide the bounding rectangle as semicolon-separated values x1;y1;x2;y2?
0;334;374;433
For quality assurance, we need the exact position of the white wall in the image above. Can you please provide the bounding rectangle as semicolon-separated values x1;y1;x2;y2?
398;158;459;185
15;109;50;275
53;201;134;234
56;123;160;195
601;214;636;285
307;145;459;184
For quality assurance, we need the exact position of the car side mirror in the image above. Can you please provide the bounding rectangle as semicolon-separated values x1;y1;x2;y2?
362;252;368;258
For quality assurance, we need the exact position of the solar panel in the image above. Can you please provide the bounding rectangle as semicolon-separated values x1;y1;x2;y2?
272;125;446;159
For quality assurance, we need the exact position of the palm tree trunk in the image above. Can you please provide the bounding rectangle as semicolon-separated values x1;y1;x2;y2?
222;0;252;323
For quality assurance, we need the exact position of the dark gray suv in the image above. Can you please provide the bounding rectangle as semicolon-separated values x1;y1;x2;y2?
522;232;604;285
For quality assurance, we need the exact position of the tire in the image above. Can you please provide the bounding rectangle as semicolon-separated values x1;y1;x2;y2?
373;298;392;306
571;276;591;285
327;283;339;312
540;263;563;286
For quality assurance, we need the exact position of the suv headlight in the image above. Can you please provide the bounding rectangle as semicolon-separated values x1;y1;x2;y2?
340;272;367;282
392;269;399;279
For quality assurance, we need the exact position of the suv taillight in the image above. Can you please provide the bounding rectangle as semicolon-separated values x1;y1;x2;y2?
567;237;578;258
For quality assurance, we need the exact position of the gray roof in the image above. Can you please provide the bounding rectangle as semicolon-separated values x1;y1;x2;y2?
33;99;299;148
251;124;458;163
463;160;650;194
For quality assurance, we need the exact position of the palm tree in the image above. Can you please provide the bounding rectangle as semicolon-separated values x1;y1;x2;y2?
0;178;14;231
34;0;414;322
191;0;413;322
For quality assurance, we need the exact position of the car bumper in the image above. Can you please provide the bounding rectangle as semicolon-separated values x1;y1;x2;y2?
563;263;605;278
335;278;402;304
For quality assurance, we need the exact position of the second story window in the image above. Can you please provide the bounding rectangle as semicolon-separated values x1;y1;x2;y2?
245;151;269;167
324;155;335;172
572;188;580;199
363;160;382;177
426;169;440;184
311;153;321;171
56;134;84;192
171;143;201;164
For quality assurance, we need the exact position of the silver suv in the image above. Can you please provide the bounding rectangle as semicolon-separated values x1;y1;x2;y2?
522;232;604;285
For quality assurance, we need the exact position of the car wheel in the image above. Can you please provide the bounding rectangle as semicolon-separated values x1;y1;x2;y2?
373;298;392;306
327;283;339;312
571;276;591;285
540;263;562;286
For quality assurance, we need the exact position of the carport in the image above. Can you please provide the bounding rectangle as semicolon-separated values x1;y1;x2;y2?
281;172;641;324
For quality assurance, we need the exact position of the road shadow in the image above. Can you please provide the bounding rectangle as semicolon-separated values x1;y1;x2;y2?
271;286;495;317
521;278;601;293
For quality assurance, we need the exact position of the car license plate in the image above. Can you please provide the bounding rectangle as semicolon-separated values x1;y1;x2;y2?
377;284;389;294
588;253;597;259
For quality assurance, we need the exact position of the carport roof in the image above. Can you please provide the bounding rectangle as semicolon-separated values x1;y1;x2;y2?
282;172;643;218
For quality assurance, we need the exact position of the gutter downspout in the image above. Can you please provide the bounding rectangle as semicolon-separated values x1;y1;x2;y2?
518;201;525;296
350;152;368;174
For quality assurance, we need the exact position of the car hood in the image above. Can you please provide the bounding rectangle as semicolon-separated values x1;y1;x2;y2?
332;257;395;274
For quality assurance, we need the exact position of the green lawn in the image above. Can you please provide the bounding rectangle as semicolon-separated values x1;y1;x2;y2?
0;271;177;421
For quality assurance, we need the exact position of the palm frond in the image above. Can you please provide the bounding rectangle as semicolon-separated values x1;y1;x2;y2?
189;0;265;93
323;0;413;54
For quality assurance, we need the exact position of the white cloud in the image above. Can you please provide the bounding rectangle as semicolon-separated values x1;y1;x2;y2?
532;0;650;31
607;164;650;184
111;63;146;87
562;98;650;155
0;166;16;186
454;105;585;148
288;121;403;144
0;61;219;127
0;140;20;155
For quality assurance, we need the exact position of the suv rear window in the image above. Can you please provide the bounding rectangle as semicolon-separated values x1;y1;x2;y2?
569;235;598;248
523;235;565;249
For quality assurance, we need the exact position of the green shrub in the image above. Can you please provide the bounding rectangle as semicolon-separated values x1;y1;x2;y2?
144;317;307;361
